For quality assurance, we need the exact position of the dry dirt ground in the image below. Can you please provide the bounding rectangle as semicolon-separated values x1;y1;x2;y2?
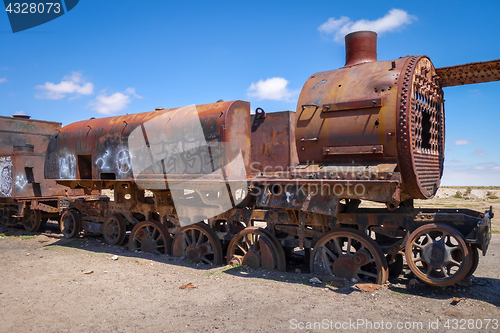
0;190;499;333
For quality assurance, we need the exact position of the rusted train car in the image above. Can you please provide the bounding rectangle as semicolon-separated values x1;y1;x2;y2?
9;31;497;287
0;114;85;231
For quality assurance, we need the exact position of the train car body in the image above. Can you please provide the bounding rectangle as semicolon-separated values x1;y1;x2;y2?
38;31;496;287
0;114;83;231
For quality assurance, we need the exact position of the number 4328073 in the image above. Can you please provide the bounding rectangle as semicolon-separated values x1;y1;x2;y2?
5;3;61;14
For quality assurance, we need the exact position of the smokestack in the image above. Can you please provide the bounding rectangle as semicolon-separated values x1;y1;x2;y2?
345;31;377;67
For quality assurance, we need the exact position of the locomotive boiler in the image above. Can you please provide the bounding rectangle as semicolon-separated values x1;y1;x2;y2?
19;31;498;287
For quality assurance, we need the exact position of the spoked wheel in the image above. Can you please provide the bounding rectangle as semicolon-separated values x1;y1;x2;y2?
311;228;389;285
129;220;171;255
227;227;285;271
60;210;82;238
172;222;223;265
405;223;472;286
103;214;126;245
24;209;41;232
258;228;286;272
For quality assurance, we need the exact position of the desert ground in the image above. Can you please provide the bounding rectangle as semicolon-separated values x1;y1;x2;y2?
0;187;499;333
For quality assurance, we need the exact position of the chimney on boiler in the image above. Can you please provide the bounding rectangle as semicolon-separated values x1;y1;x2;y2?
345;31;377;67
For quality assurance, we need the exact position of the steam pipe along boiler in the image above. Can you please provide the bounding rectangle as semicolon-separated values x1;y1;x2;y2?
43;31;496;287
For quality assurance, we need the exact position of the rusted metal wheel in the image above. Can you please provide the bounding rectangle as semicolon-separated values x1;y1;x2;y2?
405;224;472;286
226;227;283;271
60;210;81;238
258;228;286;272
172;222;223;265
129;220;171;255
311;228;389;285
466;244;479;278
103;214;126;245
24;209;41;232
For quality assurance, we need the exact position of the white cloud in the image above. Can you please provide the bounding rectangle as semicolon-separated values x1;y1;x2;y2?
318;9;417;43
455;139;472;145
0;77;7;84
442;162;500;186
35;71;94;100
474;148;486;156
88;87;142;115
247;77;299;101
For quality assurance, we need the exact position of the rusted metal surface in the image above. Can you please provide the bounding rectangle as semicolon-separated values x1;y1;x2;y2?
344;31;378;67
250;111;298;174
436;59;500;87
0;115;72;199
296;32;445;201
45;101;251;183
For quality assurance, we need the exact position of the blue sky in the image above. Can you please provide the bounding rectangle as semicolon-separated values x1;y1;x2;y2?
1;1;499;186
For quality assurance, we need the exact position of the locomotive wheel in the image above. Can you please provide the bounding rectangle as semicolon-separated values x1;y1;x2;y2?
226;227;282;271
172;222;223;265
405;224;472;287
310;228;389;285
60;210;82;238
466;244;479;278
103;214;126;246
24;209;41;232
129;220;171;255
258;228;286;272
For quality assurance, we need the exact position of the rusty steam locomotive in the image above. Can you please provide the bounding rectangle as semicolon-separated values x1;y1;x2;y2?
1;31;497;287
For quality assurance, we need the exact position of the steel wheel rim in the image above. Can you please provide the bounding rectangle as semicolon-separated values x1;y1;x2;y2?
405;223;471;286
60;210;80;238
172;222;223;265
24;210;41;232
311;228;388;285
227;227;278;271
129;221;171;255
103;215;126;245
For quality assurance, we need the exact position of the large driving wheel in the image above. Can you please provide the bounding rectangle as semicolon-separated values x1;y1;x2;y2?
103;214;126;245
258;228;286;272
60;210;82;238
172;222;223;265
405;224;472;286
311;228;389;285
227;227;284;271
129;220;171;255
24;209;41;232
